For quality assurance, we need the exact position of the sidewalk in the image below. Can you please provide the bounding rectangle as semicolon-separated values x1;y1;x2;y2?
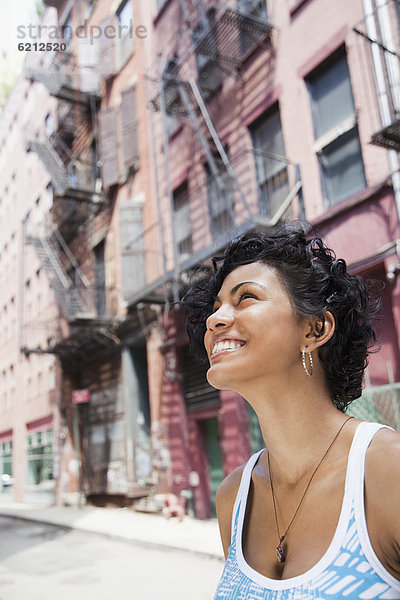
0;502;224;560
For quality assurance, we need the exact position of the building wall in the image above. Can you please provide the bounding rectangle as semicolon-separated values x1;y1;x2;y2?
145;0;400;516
1;0;398;517
0;34;62;503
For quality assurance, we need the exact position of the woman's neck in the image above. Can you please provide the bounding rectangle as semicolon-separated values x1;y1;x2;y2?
238;375;354;484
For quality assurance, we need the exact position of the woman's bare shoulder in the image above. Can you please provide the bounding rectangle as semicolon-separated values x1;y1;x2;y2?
215;464;246;559
367;425;400;472
216;464;246;507
366;427;400;544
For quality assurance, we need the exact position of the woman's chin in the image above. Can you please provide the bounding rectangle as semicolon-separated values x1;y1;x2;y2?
206;369;237;391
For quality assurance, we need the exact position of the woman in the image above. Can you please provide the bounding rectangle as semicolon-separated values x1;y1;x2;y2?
181;223;400;599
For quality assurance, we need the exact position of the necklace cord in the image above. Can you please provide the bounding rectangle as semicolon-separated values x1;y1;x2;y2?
267;416;354;549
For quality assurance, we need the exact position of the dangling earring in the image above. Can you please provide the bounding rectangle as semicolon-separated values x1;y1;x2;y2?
302;347;314;377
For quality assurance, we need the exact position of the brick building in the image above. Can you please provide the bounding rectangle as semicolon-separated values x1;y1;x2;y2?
0;0;399;518
133;0;400;518
0;8;65;504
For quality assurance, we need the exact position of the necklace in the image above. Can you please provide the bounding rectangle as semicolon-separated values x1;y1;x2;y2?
267;416;354;563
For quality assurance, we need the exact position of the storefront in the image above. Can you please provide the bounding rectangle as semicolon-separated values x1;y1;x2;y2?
0;430;13;501
25;416;55;504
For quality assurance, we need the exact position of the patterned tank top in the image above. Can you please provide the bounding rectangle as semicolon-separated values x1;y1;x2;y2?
214;421;400;599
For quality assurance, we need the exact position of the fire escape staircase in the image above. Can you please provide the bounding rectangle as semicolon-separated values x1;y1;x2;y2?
151;0;306;299
27;136;102;203
26;230;93;320
25;49;103;236
26;50;100;105
158;0;275;240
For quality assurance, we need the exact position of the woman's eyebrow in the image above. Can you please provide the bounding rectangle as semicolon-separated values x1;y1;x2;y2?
214;281;267;303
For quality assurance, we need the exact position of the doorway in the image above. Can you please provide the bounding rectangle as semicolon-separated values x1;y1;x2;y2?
203;417;224;517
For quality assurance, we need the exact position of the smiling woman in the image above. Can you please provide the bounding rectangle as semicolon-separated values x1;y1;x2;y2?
180;223;400;599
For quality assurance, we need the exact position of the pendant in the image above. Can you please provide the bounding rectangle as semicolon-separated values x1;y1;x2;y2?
276;545;286;563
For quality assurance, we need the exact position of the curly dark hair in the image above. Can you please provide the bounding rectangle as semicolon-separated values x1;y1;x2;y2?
180;222;381;412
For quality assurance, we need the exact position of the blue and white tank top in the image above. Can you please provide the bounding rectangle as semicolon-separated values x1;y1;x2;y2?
215;421;400;599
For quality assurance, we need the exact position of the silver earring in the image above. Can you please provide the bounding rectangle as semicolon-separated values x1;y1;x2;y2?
302;347;314;377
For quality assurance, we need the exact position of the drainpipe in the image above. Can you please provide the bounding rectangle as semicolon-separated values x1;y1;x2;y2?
363;0;400;223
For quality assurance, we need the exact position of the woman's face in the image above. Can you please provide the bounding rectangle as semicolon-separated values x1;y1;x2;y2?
203;262;306;393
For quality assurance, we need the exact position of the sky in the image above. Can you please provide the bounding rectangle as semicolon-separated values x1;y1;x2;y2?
0;0;41;100
0;0;39;57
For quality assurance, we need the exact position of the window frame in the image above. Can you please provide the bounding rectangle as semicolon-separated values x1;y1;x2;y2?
173;181;193;259
249;104;290;218
306;50;366;208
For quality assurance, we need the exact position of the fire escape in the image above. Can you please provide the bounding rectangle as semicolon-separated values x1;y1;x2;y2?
149;0;304;303
23;50;119;367
354;0;400;152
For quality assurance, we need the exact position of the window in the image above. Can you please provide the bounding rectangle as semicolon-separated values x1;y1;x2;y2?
45;114;54;137
206;158;235;238
307;51;366;207
119;200;145;298
194;10;222;99
46;184;53;212
48;360;56;391
0;439;13;491
62;11;73;50
26;428;54;487
94;241;106;317
237;0;267;18
250;105;289;218
116;0;133;70
173;182;193;260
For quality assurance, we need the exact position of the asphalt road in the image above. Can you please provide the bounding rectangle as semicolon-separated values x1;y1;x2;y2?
0;516;223;599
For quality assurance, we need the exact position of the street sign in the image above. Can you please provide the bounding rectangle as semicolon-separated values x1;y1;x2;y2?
72;389;90;404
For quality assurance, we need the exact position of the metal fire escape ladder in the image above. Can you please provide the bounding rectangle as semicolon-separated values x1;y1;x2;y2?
27;236;72;316
27;138;70;195
187;77;253;220
27;228;91;318
176;0;253;220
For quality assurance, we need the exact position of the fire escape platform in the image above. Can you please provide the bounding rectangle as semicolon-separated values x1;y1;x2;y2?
155;8;274;115
371;118;400;152
26;69;100;105
53;317;121;367
194;8;274;66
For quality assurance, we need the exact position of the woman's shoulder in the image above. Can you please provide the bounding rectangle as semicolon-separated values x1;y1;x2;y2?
216;449;263;509
365;425;400;546
215;459;251;559
216;463;246;513
367;424;400;469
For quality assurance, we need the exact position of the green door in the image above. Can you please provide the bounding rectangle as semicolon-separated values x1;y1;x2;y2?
204;418;224;517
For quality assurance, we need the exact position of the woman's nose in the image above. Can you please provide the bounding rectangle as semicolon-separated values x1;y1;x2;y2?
206;305;234;331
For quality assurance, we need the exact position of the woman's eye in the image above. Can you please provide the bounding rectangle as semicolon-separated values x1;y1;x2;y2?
238;292;257;302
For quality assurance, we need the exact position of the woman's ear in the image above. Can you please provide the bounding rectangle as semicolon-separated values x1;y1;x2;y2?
303;311;335;351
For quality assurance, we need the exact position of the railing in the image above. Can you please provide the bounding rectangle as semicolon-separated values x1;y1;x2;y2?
153;0;273;114
25;47;101;101
169;147;302;273
347;383;400;430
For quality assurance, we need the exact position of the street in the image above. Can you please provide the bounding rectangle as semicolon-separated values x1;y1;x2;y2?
0;516;223;599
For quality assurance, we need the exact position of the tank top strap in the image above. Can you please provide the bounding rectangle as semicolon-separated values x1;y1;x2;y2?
231;449;265;544
345;421;390;504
